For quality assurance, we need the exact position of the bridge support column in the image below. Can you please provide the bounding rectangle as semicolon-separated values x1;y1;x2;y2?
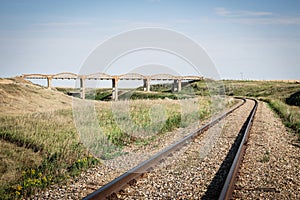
172;79;182;92
178;79;181;92
80;77;85;99
143;78;150;92
112;78;119;101
172;80;178;92
47;77;52;89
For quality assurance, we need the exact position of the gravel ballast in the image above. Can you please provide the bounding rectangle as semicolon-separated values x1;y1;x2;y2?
233;101;300;199
117;99;254;199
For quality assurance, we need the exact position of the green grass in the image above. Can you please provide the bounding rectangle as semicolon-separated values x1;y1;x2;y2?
260;150;270;163
0;109;100;199
221;80;299;99
0;95;213;199
94;98;212;146
262;98;300;140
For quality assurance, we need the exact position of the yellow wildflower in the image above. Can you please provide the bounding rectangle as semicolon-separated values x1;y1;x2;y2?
16;185;22;191
42;176;47;182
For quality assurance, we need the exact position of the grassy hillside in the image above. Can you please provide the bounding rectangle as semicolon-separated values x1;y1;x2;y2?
221;80;300;99
0;78;100;199
0;78;72;114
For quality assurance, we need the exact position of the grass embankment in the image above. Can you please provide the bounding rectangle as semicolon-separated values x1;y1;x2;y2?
213;80;300;140
263;98;300;139
72;97;213;160
0;104;87;197
0;78;220;199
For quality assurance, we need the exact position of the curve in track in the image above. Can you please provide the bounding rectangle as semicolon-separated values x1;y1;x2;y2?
84;98;257;200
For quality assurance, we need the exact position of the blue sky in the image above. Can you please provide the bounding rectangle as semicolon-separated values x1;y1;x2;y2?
0;0;300;81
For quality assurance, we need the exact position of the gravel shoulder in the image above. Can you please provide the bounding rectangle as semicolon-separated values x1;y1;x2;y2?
233;101;300;199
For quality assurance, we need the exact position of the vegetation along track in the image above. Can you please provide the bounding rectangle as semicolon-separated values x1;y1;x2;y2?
83;98;257;200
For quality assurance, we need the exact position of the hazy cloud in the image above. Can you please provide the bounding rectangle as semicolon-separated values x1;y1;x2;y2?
214;7;300;25
233;17;300;25
214;7;273;17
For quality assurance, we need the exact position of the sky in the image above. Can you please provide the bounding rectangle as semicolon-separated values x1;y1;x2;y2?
0;0;300;82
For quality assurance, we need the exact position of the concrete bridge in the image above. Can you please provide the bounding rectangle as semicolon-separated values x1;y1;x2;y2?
21;72;203;101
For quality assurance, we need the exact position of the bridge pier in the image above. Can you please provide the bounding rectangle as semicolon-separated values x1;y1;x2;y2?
112;78;119;101
80;77;85;99
178;79;181;92
172;79;181;92
143;78;150;92
172;79;182;92
46;77;52;89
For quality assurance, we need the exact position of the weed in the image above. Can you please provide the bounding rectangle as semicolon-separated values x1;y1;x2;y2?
260;150;270;163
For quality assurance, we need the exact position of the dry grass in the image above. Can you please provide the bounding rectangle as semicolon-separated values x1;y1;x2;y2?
0;78;72;115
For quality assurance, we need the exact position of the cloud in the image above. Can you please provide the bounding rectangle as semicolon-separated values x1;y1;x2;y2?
233;17;300;25
214;7;300;25
214;7;273;17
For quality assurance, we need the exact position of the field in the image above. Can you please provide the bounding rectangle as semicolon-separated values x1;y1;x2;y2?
0;78;220;199
0;78;299;199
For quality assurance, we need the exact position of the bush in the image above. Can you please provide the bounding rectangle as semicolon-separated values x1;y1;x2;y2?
286;91;300;107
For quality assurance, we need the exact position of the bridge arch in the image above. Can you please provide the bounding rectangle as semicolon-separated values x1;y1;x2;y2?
52;72;78;79
149;73;177;80
86;72;113;80
118;73;146;80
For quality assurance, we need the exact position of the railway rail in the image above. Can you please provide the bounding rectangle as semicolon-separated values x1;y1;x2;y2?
84;98;257;200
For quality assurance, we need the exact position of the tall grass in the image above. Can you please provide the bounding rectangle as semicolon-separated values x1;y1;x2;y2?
1;97;215;199
0;109;99;199
95;98;211;146
262;98;300;140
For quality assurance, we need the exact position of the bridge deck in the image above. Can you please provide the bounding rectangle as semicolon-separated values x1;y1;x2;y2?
22;72;203;81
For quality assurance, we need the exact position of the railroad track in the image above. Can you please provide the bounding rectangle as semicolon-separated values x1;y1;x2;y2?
84;98;257;200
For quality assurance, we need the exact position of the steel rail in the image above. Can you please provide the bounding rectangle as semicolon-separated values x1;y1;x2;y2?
83;98;246;200
218;98;258;200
